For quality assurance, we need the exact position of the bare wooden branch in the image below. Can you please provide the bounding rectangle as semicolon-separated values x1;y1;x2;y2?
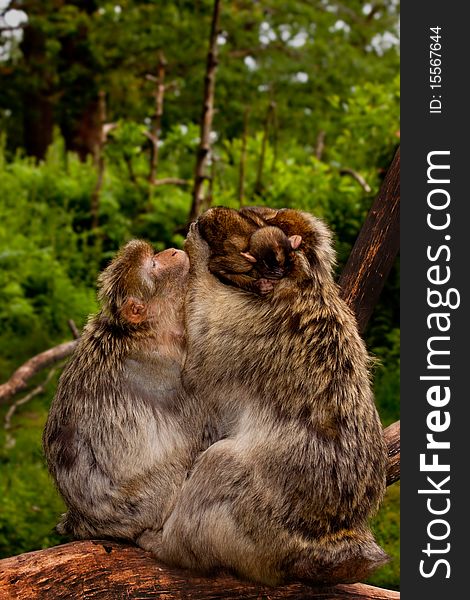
4;368;58;431
67;320;81;340
148;52;167;183
3;368;59;450
339;167;372;193
203;156;218;212
338;147;400;334
188;0;222;222
0;341;77;406
0;540;399;599
153;177;191;187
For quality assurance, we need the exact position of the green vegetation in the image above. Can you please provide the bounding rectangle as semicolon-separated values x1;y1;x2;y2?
0;0;400;590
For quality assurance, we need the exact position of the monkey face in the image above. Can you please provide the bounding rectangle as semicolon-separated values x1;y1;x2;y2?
98;241;189;326
144;248;190;289
245;226;302;280
136;248;189;317
256;244;291;279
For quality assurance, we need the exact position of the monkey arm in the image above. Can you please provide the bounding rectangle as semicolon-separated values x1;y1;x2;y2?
184;223;211;277
212;270;273;295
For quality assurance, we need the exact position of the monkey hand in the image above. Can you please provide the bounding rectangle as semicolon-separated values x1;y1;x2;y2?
184;221;211;274
255;278;276;295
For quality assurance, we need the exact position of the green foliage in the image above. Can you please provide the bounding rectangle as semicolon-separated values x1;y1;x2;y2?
0;390;68;558
368;483;401;590
0;137;97;380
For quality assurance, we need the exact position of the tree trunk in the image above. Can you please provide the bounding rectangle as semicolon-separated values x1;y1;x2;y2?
238;107;250;206
188;0;222;222
338;147;400;334
21;24;54;159
90;90;107;231
148;52;167;183
254;101;275;195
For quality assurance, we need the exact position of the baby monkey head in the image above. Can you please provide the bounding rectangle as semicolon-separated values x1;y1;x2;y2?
241;226;302;279
97;240;189;327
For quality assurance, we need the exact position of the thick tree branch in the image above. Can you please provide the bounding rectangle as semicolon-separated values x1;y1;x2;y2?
0;539;399;600
0;341;77;405
338;147;400;334
384;420;400;486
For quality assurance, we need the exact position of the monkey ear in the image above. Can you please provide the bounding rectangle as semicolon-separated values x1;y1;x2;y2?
240;251;258;263
289;235;302;250
120;298;148;324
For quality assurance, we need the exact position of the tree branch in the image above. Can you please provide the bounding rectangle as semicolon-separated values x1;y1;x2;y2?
153;177;191;187
0;539;399;599
0;341;77;405
384;420;400;486
238;107;250;206
339;167;372;193
148;52;167;183
314;130;326;161
67;320;81;340
254;101;276;195
4;367;59;449
90;90;107;231
338;147;400;334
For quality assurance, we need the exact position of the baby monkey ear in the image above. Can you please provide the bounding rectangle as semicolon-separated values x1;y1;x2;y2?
240;251;258;263
121;297;148;324
289;235;302;250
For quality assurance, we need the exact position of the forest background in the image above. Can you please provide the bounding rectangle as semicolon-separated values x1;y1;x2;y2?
0;0;400;590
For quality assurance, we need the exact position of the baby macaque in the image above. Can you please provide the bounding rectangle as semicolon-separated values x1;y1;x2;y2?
154;209;388;586
197;206;301;295
43;240;206;547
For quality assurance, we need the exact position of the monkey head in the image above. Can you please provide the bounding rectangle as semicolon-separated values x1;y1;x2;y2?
240;226;302;280
97;240;189;327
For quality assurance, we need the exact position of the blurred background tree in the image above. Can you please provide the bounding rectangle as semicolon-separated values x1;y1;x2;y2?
0;0;400;589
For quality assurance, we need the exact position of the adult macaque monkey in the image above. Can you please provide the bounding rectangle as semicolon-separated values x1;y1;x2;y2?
43;240;207;547
156;208;388;586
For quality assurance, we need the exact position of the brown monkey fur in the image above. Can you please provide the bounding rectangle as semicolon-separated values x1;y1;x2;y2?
155;208;388;586
43;240;207;547
198;206;301;295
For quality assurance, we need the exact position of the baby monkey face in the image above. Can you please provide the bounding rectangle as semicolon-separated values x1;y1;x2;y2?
256;241;292;279
242;226;302;280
